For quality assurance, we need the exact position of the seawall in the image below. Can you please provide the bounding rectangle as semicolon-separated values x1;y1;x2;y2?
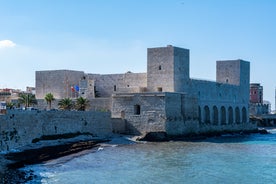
0;110;112;152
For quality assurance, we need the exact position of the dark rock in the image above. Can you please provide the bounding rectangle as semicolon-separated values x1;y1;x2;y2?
1;139;108;183
138;132;169;142
5;140;107;169
258;129;270;134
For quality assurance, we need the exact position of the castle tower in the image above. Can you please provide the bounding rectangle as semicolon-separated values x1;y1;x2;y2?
216;60;250;86
147;45;190;92
216;59;250;103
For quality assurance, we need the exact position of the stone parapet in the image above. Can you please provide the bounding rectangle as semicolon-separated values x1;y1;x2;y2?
0;110;112;152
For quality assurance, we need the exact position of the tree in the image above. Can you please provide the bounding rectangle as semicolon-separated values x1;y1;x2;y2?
18;93;37;108
6;102;15;109
75;97;90;111
58;98;73;110
45;93;55;110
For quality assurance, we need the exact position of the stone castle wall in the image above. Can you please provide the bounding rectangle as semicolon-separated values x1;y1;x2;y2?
36;70;85;99
36;98;111;111
111;92;256;136
0;110;112;152
112;93;167;135
33;45;254;138
112;92;200;135
87;73;147;98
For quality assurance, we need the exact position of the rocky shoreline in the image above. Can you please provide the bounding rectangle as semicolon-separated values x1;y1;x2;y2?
0;129;271;183
0;137;108;183
137;128;270;142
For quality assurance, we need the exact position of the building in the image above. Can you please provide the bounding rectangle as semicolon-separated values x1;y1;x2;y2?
36;45;256;136
0;101;6;114
250;83;263;104
0;88;22;104
249;83;270;115
26;86;36;94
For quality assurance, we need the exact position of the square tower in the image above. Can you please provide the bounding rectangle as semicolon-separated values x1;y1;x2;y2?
216;59;250;103
147;45;190;92
216;59;250;87
35;70;85;99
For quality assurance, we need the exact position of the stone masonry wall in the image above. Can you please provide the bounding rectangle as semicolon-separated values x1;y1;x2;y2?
36;70;85;99
147;46;175;92
111;92;257;136
0;110;112;152
36;98;111;111
112;93;167;135
87;73;147;98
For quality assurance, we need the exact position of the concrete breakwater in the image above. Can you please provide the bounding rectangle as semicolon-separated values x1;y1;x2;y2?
0;110;113;152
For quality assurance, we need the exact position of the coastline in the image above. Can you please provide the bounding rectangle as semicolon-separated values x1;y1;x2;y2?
0;129;271;183
0;135;109;183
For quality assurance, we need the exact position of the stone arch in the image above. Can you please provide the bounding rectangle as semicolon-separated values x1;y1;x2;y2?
235;107;240;124
198;106;202;123
221;106;226;125
213;106;219;125
242;107;247;123
228;106;233;124
204;105;210;123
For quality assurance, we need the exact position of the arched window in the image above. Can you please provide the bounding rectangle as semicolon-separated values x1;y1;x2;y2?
242;107;247;123
204;106;210;123
221;106;226;125
235;107;240;124
228;107;233;124
213;106;218;125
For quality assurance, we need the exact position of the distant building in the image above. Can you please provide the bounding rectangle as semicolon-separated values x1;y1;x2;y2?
263;100;271;114
26;86;36;94
250;83;263;104
0;88;22;103
249;83;270;115
0;101;6;114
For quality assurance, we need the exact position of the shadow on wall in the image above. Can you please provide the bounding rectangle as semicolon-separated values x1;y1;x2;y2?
112;119;141;135
125;121;142;135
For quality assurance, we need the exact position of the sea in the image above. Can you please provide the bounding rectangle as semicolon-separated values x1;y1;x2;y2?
23;129;276;184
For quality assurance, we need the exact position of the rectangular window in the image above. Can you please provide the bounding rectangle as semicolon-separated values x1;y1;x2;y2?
114;85;116;91
134;105;141;115
157;87;162;92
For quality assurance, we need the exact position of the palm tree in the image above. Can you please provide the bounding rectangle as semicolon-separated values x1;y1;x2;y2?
6;102;15;109
75;97;90;111
58;98;73;110
18;93;37;108
45;93;55;110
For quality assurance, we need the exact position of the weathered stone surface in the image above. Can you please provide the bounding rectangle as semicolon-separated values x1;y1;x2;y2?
33;45;255;138
0;110;112;152
35;70;85;99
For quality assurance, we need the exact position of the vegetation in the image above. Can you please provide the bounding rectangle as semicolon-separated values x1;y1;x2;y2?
6;102;15;109
58;98;73;110
18;93;37;108
75;97;90;111
45;93;55;109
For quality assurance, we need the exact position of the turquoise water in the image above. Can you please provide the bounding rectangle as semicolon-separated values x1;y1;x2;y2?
24;130;276;184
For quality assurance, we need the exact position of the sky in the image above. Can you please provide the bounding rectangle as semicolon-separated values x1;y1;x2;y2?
1;0;276;109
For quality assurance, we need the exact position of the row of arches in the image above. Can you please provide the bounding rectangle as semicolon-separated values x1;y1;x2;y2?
199;105;247;125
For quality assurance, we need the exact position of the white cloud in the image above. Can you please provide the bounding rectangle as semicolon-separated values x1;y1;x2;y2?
0;40;16;49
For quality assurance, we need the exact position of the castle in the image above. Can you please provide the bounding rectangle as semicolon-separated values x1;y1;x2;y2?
36;45;256;136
